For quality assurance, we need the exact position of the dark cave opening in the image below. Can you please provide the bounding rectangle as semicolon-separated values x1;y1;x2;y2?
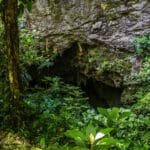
28;43;123;108
81;78;123;108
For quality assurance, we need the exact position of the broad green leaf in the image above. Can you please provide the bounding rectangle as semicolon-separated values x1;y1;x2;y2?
98;107;109;118
119;110;132;119
142;131;150;141
85;124;96;138
96;137;122;146
39;137;46;149
100;128;113;135
65;129;86;142
108;107;120;121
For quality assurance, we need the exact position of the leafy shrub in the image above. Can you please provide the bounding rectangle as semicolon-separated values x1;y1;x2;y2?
19;29;58;88
22;76;91;147
139;57;150;82
20;29;44;65
130;56;150;84
20;29;57;67
64;107;150;150
65;124;123;150
19;75;149;149
132;92;150;115
132;35;150;55
123;55;150;107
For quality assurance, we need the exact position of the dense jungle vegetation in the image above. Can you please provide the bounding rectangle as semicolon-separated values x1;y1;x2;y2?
0;0;150;150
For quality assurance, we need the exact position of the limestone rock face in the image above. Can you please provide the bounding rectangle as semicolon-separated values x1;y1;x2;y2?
28;0;150;51
25;0;150;105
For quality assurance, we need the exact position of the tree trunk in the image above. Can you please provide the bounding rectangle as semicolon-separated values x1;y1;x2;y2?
3;0;22;129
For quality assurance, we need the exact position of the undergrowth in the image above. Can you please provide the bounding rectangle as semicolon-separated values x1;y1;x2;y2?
0;25;150;150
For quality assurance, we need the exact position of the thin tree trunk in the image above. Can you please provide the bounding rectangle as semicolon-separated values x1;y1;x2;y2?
3;0;22;129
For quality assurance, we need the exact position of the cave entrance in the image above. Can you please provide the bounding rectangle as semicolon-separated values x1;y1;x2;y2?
29;43;123;108
46;45;123;108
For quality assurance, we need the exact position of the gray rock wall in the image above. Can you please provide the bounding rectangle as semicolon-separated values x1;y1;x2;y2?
27;0;150;51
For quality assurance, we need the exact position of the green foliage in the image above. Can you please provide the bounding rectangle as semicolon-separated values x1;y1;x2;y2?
98;57;131;76
95;107;149;149
0;6;149;149
64;124;121;150
139;57;150;82
20;29;57;67
84;47;132;87
20;29;41;65
64;107;149;150
122;55;150;106
129;56;150;84
19;29;57;87
132;35;150;55
21;76;91;148
122;55;150;105
132;91;150;115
